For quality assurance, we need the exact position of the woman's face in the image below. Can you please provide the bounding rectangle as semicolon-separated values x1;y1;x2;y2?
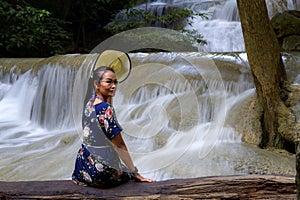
95;70;118;99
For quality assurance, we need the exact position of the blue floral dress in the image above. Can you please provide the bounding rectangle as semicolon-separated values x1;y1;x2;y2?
72;98;133;188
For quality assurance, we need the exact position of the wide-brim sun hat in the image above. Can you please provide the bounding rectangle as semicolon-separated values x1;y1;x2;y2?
93;50;132;83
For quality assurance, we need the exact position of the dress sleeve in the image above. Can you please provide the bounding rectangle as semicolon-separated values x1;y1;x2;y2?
94;102;123;140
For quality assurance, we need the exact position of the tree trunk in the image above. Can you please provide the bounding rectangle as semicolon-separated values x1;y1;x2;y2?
236;0;298;197
236;0;289;149
297;139;300;199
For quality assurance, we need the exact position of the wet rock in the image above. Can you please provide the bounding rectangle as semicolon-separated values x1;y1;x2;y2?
228;92;263;146
271;10;300;51
282;35;300;51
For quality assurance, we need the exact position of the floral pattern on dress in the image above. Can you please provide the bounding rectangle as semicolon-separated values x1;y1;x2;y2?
97;107;112;130
82;101;96;145
84;101;94;117
82;171;92;183
72;99;129;188
95;163;104;172
72;144;132;188
95;104;122;140
83;127;90;138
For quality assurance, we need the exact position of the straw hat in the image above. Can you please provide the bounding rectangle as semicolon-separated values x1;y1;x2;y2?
94;50;132;83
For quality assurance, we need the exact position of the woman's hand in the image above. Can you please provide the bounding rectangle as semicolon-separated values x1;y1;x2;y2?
111;134;155;183
133;173;155;182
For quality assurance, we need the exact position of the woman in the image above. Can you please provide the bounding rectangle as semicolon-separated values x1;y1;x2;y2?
72;65;154;188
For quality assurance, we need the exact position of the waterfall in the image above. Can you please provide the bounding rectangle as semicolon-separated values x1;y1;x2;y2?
0;55;96;180
0;0;299;181
130;0;299;52
187;0;298;52
0;53;296;181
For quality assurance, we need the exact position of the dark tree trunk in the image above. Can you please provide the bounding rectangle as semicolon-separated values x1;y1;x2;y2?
236;0;288;149
236;0;298;197
297;140;300;199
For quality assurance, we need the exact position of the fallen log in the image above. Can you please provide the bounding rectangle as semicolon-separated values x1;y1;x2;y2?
0;175;296;199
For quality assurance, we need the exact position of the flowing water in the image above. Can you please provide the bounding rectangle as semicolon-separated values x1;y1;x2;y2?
0;0;299;181
0;52;297;181
132;0;299;52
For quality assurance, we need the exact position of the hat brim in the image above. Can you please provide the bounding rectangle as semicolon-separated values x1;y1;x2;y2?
94;50;132;83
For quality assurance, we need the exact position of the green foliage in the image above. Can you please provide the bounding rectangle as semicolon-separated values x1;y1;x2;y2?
105;3;207;46
0;0;71;57
0;0;206;56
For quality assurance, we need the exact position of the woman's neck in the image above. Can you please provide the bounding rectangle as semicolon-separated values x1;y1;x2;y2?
95;94;112;104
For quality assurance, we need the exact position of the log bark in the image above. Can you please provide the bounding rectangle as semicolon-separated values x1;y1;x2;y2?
0;175;296;199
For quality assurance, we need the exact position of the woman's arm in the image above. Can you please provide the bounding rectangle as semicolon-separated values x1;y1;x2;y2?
111;134;155;182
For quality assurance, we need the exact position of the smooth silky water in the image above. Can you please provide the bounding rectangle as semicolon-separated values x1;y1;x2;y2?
0;0;299;181
0;52;297;181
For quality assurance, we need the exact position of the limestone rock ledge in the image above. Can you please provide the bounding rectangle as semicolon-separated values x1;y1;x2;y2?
0;175;296;199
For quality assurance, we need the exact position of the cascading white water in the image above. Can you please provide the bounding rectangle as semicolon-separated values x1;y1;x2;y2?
191;0;298;51
114;52;295;180
0;0;298;182
0;55;95;180
0;52;296;181
132;0;299;52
